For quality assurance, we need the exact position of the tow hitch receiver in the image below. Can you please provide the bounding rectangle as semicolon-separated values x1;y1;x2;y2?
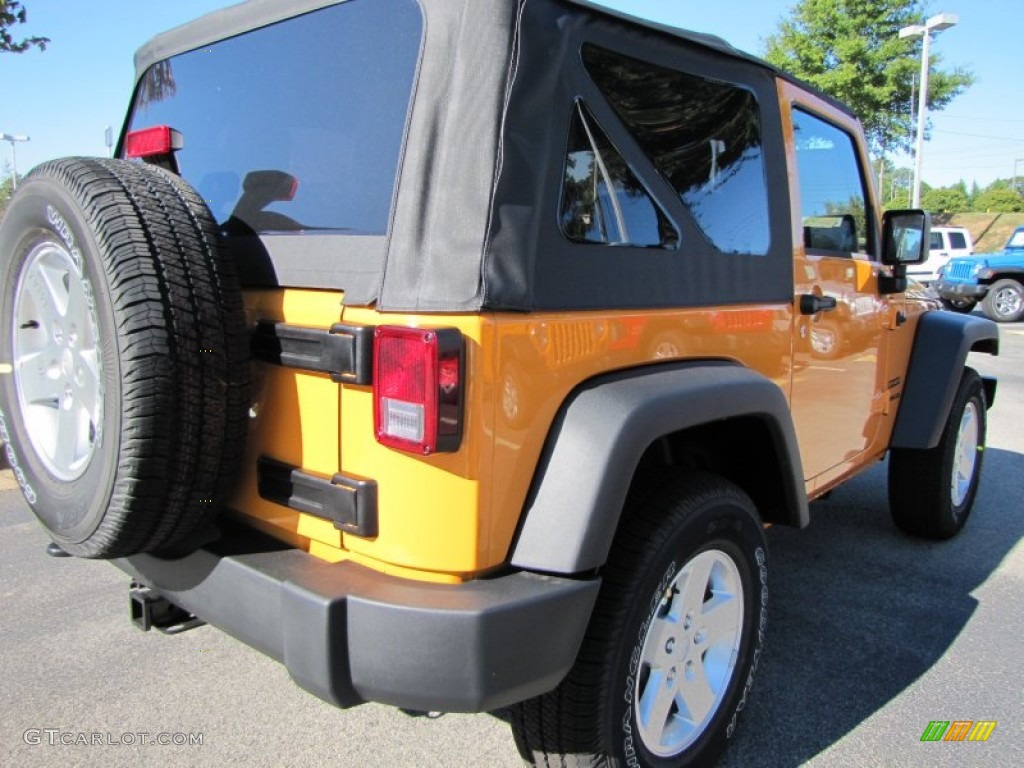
130;582;206;635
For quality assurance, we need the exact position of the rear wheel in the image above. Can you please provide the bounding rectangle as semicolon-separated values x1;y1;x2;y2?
981;279;1024;323
888;368;986;539
511;474;767;767
0;157;250;557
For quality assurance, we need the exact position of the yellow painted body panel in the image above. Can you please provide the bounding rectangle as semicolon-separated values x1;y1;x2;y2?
334;308;494;575
226;83;925;583
776;79;920;497
486;306;793;566
229;289;346;548
231;288;800;579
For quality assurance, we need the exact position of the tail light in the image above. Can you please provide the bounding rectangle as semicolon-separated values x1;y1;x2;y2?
373;326;464;455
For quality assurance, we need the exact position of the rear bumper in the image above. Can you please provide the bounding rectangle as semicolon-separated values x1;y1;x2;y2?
935;279;988;300
114;529;599;713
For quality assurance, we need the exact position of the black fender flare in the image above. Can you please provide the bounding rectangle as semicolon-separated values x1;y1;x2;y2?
890;311;999;450
509;361;807;574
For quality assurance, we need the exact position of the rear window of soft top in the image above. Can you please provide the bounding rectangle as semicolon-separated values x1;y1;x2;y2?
126;0;422;237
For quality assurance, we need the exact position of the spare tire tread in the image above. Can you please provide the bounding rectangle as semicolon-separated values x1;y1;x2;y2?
3;157;250;557
104;161;223;550
157;166;251;542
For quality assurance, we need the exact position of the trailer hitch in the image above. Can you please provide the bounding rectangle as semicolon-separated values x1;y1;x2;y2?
129;582;206;635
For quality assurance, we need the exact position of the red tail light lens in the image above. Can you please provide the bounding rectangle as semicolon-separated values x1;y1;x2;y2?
124;125;183;159
373;326;464;455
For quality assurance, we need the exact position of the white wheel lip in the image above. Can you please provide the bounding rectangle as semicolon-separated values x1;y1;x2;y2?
12;238;104;481
951;400;980;508
634;548;745;758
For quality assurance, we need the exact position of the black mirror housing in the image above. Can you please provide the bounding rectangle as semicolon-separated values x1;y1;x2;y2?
881;209;930;266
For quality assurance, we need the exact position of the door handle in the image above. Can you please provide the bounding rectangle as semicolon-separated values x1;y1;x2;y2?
799;294;838;315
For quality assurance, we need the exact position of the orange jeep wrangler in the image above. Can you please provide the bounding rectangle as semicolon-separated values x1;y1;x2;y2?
0;1;1000;765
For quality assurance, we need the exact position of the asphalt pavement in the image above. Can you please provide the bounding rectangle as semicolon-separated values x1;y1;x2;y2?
2;328;1022;767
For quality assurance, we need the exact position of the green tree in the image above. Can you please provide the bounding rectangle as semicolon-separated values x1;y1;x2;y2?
887;166;914;203
883;193;911;211
974;188;1024;213
0;173;16;222
764;0;973;155
969;180;981;209
921;185;969;213
1;1;48;53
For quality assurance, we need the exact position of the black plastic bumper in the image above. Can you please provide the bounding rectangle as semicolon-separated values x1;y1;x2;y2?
114;532;599;713
935;279;988;300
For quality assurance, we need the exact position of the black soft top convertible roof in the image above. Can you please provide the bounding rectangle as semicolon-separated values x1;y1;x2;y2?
133;0;787;86
129;0;855;312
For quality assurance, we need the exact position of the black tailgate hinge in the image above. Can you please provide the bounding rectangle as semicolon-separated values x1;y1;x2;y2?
257;457;378;538
251;321;374;384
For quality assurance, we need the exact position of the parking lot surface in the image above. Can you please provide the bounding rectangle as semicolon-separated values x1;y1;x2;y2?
2;328;1022;767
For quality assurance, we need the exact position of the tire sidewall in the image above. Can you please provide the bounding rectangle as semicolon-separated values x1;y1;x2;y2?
941;374;986;532
0;178;122;550
608;497;768;768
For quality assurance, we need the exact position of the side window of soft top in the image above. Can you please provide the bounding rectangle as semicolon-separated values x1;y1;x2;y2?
559;44;773;257
559;101;678;248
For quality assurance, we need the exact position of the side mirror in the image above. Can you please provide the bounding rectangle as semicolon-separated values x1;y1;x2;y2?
879;209;930;295
881;209;930;266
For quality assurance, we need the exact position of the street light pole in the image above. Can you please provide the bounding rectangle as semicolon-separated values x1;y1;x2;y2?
899;13;959;209
0;133;31;191
1013;158;1024;197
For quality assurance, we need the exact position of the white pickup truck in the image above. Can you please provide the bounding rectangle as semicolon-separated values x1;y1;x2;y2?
908;225;974;285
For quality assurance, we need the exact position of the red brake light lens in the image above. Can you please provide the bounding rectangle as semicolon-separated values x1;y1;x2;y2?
373;326;464;455
124;125;183;159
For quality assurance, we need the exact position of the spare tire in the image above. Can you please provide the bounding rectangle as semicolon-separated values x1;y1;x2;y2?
0;157;250;558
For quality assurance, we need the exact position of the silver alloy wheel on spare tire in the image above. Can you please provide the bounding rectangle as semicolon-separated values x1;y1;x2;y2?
13;238;104;482
635;548;744;757
0;156;251;558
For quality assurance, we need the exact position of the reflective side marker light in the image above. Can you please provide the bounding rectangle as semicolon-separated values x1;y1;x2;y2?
124;125;183;159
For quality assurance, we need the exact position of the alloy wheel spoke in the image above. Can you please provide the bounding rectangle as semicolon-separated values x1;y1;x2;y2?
52;402;83;470
15;348;63;407
679;555;714;617
638;668;682;740
35;258;73;318
701;592;742;647
677;660;716;724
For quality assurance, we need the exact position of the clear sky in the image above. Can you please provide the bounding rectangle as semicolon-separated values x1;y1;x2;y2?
2;0;1022;190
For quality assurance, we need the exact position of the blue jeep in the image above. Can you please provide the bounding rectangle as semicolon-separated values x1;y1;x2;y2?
936;226;1024;322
